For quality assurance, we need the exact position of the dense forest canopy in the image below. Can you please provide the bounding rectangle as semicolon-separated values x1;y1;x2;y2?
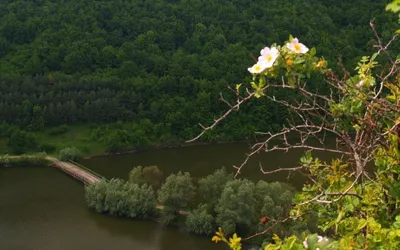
0;0;398;153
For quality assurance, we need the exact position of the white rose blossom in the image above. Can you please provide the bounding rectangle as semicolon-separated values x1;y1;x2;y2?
287;38;309;54
258;46;280;68
247;61;269;74
248;46;280;74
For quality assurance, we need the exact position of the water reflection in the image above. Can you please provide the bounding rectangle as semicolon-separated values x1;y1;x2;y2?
0;166;223;250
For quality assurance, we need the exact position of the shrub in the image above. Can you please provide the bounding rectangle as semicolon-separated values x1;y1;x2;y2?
59;147;82;161
85;179;157;219
103;179;128;216
85;179;109;213
7;129;39;154
128;166;145;185
129;165;164;190
0;153;48;167
158;171;195;224
215;179;257;235
124;183;157;219
142;165;164;190
186;204;215;236
198;167;233;209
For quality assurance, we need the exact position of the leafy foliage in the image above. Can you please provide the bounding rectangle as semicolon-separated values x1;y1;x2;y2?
198;167;233;208
1;0;398;153
186;204;215;236
129;165;164;190
7;128;39;154
58;147;82;161
0;153;48;168
85;179;157;219
157;171;195;223
215;179;258;235
212;1;400;249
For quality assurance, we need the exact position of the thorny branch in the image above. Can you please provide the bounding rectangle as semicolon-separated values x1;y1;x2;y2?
188;23;399;239
243;216;298;241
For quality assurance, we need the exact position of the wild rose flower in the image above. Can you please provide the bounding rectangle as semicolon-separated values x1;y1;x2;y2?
287;38;309;54
248;61;269;74
258;47;280;68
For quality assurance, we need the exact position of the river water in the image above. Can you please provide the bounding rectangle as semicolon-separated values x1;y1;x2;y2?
80;142;315;186
0;142;333;250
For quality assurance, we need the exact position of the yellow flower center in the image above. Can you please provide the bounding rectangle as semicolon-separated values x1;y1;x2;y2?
266;55;273;61
254;65;261;71
294;44;301;51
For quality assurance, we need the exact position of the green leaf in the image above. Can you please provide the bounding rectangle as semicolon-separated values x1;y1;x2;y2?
358;219;367;230
393;221;400;229
371;52;378;61
309;47;316;57
293;57;305;64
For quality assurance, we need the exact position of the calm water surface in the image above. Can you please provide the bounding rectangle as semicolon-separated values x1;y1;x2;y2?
1;142;334;250
80;142;321;187
0;166;224;250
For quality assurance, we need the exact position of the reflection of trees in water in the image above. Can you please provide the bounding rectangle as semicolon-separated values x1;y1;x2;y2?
87;210;159;243
88;212;219;250
81;140;341;189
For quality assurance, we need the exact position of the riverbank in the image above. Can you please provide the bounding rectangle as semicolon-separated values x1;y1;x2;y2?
0;123;252;159
0;153;50;167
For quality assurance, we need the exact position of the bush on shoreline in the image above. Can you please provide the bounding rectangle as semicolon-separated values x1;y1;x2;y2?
0;153;48;168
84;166;298;239
59;147;82;161
85;179;157;219
186;204;215;236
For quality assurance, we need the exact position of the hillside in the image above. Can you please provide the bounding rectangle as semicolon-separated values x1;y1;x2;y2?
0;0;397;154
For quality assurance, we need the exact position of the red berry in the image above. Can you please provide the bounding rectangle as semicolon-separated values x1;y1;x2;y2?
260;217;268;224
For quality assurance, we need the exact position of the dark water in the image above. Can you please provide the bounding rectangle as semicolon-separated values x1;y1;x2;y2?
0;141;336;250
0;166;224;250
80;142;325;187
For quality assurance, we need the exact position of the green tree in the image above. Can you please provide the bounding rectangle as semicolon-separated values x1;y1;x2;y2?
157;171;195;224
129;165;164;190
85;179;109;213
59;147;82;161
128;166;145;185
198;167;233;209
7;129;38;154
215;179;257;235
186;204;215;236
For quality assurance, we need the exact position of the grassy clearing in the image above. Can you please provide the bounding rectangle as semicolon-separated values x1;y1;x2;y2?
36;125;108;156
0;124;109;157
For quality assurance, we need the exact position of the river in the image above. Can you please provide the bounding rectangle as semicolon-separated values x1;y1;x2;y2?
80;142;315;186
0;142;333;250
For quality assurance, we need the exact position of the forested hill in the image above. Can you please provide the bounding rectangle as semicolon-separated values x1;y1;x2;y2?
0;0;398;154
